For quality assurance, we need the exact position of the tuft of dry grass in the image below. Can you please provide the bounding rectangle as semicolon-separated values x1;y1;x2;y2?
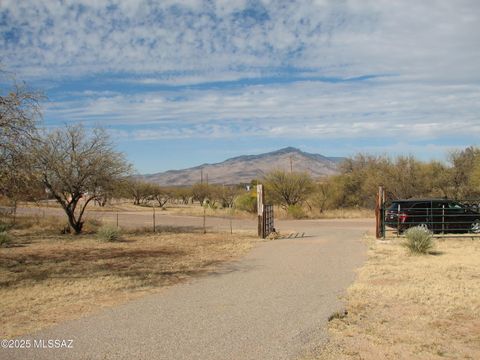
0;224;255;338
312;236;480;360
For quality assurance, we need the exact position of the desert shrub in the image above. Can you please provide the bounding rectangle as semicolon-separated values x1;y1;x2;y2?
83;218;102;233
403;226;434;254
0;231;11;247
0;221;11;232
235;193;257;213
97;225;122;242
287;204;307;219
206;201;218;210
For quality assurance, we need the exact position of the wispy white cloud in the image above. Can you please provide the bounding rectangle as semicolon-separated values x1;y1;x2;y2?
43;78;480;141
2;0;479;82
1;0;479;154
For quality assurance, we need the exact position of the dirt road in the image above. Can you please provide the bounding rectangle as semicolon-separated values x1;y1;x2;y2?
3;209;373;360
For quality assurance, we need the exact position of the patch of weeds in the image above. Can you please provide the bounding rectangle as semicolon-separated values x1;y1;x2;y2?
97;225;122;242
403;226;434;255
125;225;202;235
0;222;12;232
287;205;307;219
0;231;12;247
436;349;447;357
267;231;281;240
328;309;348;322
83;218;102;233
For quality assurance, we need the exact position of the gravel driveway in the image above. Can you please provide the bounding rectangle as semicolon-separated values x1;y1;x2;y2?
3;211;372;360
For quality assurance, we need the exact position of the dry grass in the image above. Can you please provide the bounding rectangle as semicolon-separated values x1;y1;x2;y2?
274;207;374;220
312;236;480;360
2;214;101;236
20;200;256;219
159;205;374;220
0;218;255;338
155;204;257;219
314;208;374;219
17;200;374;221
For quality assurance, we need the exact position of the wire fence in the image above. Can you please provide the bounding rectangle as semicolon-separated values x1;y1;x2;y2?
0;205;255;235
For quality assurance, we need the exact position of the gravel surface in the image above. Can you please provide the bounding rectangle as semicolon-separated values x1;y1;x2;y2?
2;212;372;360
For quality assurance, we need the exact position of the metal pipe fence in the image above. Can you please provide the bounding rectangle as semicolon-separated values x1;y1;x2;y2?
381;199;480;238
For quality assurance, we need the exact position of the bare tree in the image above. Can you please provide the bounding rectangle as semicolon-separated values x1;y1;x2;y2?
35;124;131;234
152;185;171;208
217;185;241;208
263;170;314;209
123;179;155;205
0;71;43;207
192;183;211;206
172;187;192;205
310;181;332;213
1;78;42;161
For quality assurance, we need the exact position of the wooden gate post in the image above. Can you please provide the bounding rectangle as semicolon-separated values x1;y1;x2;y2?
153;205;156;233
257;184;264;238
375;185;385;239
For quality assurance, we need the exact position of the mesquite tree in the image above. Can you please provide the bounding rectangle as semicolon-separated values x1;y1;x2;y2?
0;71;43;208
35;124;131;234
0;76;41;166
263;170;314;209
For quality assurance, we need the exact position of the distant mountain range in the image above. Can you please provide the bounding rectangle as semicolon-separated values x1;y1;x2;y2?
142;147;344;186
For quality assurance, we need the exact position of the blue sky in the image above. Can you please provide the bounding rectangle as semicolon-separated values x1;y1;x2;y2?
1;0;480;173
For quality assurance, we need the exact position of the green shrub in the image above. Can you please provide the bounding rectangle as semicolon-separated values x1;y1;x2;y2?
206;201;218;210
403;226;434;255
235;193;257;213
97;225;122;242
0;231;11;247
287;204;307;219
0;222;11;232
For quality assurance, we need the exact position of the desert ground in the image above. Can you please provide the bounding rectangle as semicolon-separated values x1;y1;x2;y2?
2;205;478;359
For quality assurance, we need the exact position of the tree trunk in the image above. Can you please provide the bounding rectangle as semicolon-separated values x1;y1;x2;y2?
66;210;83;234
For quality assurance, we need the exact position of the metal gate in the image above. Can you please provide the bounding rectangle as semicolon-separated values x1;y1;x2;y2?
376;187;480;238
257;184;275;238
262;204;275;238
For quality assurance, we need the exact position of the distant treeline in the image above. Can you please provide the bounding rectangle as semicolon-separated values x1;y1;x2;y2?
316;147;480;210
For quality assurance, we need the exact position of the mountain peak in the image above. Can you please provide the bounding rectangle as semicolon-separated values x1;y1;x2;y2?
270;146;302;154
223;147;304;163
143;147;344;186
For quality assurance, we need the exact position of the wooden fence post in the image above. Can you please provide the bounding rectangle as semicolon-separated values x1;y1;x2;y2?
153;205;156;233
257;184;264;238
203;206;206;234
375;185;384;239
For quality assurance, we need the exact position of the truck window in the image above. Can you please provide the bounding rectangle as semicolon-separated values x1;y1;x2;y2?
411;203;429;210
